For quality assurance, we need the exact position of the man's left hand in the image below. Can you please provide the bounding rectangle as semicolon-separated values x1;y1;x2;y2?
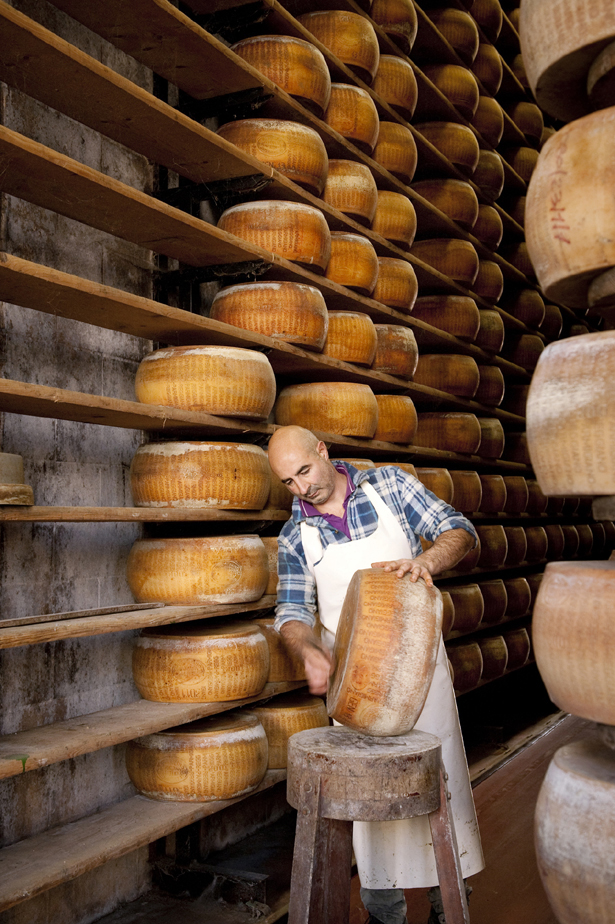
371;558;434;585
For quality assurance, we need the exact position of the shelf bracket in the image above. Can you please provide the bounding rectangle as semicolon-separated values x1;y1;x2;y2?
180;86;274;123
155;259;272;293
155;174;274;212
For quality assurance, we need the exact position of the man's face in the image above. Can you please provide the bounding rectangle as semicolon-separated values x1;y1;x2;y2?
270;441;337;505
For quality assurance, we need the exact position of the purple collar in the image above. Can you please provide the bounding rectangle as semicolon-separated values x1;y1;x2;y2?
300;463;355;538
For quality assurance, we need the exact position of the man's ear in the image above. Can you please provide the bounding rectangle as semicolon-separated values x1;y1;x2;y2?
316;440;329;460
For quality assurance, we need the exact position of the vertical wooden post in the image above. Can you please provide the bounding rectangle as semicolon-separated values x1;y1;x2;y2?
429;767;471;924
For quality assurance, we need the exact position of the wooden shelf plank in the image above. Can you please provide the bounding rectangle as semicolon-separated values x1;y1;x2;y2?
0;506;291;522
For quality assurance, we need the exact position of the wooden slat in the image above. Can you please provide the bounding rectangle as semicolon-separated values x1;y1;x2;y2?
1;602;162;630
0;506;291;522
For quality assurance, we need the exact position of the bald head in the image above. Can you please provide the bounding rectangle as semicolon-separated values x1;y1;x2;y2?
268;426;338;506
268;425;320;462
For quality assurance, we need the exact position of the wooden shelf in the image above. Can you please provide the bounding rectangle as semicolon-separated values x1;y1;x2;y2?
0;506;292;522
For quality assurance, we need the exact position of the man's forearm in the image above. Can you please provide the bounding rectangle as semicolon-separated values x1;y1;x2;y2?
279;619;322;658
416;528;474;575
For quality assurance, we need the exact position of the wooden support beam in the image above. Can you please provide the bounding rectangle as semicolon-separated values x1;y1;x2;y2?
0;506;291;523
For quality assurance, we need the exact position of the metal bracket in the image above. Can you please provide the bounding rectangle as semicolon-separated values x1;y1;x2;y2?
155;174;274;212
155;259;272;292
180;86;274;124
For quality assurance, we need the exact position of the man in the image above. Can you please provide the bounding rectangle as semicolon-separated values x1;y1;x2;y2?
269;425;484;924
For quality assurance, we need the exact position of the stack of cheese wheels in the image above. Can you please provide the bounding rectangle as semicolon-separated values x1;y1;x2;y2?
535;737;615;924
504;577;531;619
471;96;504;147
473;261;504;304
472;204;504;250
371;0;418;54
374;395;418;443
324;83;380;154
411;239;479;287
373;56;418;120
210;282;328;351
275;382;379;438
266;452;292;511
322;161;378;225
127;536;269;605
412;296;480;342
261;537;279;596
412;179;479;229
130;441;271;510
372;122;418;183
526;333;615;495
250;692;329;768
505;289;545;329
478;418;505;458
426;8;479;64
472;43;504;95
414;413;481;454
126;712;268;801
504;526;528;566
372;257;418;312
254;617;306;682
479;474;507;513
216;119;329;195
328;569;443;734
322;311;378;365
473;150;505;201
475;309;505;353
478;636;508;680
422;65;479;119
476;525;508;568
413;354;480;397
450;470;482;513
447;584;484;634
218;200;331;273
132;621;270;702
475;365;505;406
135;346;276;419
231;35;331;116
371;191;417;249
325;234;379;295
414;122;480;175
0;452;34;505
447;640;483;693
298;10;380;84
504;626;531;670
415;467;454;504
503;476;529;514
479;579;508;625
372;325;419;378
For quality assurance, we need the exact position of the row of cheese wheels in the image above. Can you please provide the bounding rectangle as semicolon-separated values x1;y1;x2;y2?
448;625;531;692
442;574;540;638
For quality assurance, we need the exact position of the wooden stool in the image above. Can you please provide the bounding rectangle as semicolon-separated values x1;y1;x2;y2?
287;726;470;924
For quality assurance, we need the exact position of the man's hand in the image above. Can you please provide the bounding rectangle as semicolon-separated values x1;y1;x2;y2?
371;558;434;585
279;620;334;695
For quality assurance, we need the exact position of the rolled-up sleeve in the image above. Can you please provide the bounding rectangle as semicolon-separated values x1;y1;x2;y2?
273;526;318;632
395;469;478;546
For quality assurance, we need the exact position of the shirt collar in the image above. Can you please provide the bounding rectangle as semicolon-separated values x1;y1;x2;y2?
291;462;370;523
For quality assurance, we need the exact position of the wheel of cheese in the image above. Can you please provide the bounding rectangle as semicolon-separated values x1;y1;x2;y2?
503;242;536;279
374;395;418;443
414;468;454;504
507;195;526;227
447;641;483;692
323;311;378;365
325;234;379;296
540;124;556;147
370;0;418;54
570;323;591;337
415;413;482;454
130;441;270;510
502;475;529;514
275;382;379;438
231;35;331;116
503;627;530;670
505;289;545;329
525;525;548;563
475;365;505;406
297;10;380;85
412;295;480;341
504;333;544;371
562;496;581;517
479;579;508;624
471;0;503;41
376;461;418;478
472;205;503;250
472;151;505;201
414;122;480;176
422;65;480;120
216;119;329;196
502;384;529;417
371;191;417;250
427;8;479;64
254;617;306;681
373;257;418;312
543;524;565;560
218;200;331;274
260;537;279;596
535;738;615;924
126;712;268;801
510;52;529;88
457;535;482;572
328;569;442;734
250;692;329;768
450;470;482;513
135;346;276;420
503;577;531;619
562;526;581;558
447;584;484;633
0;452;34;505
414;354;480;397
525;479;548;515
473;261;504;304
372;324;419;378
441;590;455;638
266;451;293;511
411;239;479;286
587;39;615;111
412;179;479;230
338;458;376;471
526;572;543;607
476;524;508;568
478;636;508;679
132;620;270;703
373;55;418;120
210;282;328;352
472;43;503;95
508;6;520;30
477;417;505;459
470;96;504;147
507;101;544;145
576;523;594;558
590;522;607;558
372;122;418;183
322;160;378;226
324;83;380;155
506;145;539;183
504;526;527;566
478;474;507;513
506;432;533;464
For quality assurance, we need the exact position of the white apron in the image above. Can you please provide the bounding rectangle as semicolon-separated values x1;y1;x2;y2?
300;481;484;888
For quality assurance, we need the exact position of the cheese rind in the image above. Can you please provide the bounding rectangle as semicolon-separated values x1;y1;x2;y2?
449;470;482;513
373;55;418;119
325;234;379;297
414;354;480;397
412;295;480;341
254;617;306;682
414;413;481;454
415;121;480;175
374;395;418;443
275;382;379;438
324;83;380;154
415;467;454;505
297;10;380;84
422;65;480;119
411;238;479;286
447;641;483;692
370;0;418;53
371;191;417;249
373;258;418;312
322;160;378;225
250;692;329;768
372;122;418;183
372;324;419;378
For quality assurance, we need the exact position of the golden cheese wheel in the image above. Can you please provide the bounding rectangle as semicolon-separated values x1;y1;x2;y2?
479;314;509;356
457;535;482;572
130;441;270;509
414;354;480;398
266;451;293;511
502;475;529;514
562;525;581;559
373;55;418;120
126;712;268;801
412;179;479;230
526;572;543;608
525;525;548;563
297;10;380;85
371;191;417;250
374;395;418;443
473;260;504;304
325;234;379;296
447;584;484;634
471;0;503;41
471;42;503;95
414;121;480;176
275;382;379;438
412;295;480;341
525;479;548;515
540;125;556;148
414;467;454;504
602;519;615;549
509;7;520;31
254;617;306;682
210;282;328;351
470;96;505;147
372;324;419;379
478;636;508;679
477;417;505;458
576;523;594;558
411;239;479;286
422;65;480;120
231;35;331;116
544;524;565;560
250;692;329;768
216;119;328;195
476;524;508;568
260;537;279;596
504;526;528;566
135;346;276;420
472;205;504;250
372;122;418;183
218;200;331;273
323;311;378;365
132;621;270;703
0;452;33;506
503;627;531;670
505;288;545;329
508;195;526;227
415;413;482;454
473;150;505;201
502;383;529;417
370;0;419;54
127;536;269;606
338;458;376;471
376;461;418;478
479;579;508;625
506;145;539;183
450;470;482;513
475;364;505;406
441;590;455;638
479;474;507;513
447;640;483;692
329;569;443;734
590;521;607;557
373;257;418;312
507;101;544;144
322;160;378;226
426;8;479;64
511;52;529;88
324;83;380;155
504;242;536;279
502;578;530;621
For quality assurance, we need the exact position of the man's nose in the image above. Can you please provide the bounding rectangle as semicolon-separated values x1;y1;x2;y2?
295;477;311;495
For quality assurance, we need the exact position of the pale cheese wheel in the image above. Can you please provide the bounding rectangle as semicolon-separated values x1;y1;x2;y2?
372;122;418;183
524;525;548;563
127;536;269;606
422;65;480;120
506;145;539;183
504;288;545;329
412;296;480;341
479;474;507;513
472;150;505;201
372;257;418;312
477;417;505;459
412;179;479;230
132;621;270;703
126;712;268;801
414;467;454;504
0;483;34;505
476;524;508;568
414;354;480;397
338;458;376;471
275;382;379;438
503;627;531;670
231;35;331;116
525;479;548;515
210;282;328;351
250;692;329;768
479;579;508;624
504;526;528;566
328;569;443;734
543;524;565;560
504;577;531;619
373;55;418;120
473;260;504;304
372;324;419;378
470;96;505;147
471;43;503;95
374;395;418;443
411;239;479;287
370;0;418;54
478;636;508;680
130;441;270;509
261;537;279;596
426;9;479;65
322;160;378;225
471;0;503;41
371;191;417;250
502;476;529;514
472;204;503;250
216;119;328;195
135;346;276;419
414;121;480;176
447;583;484;633
447;640;483;692
325;83;380;154
323;310;378;365
325;233;379;296
218;200;331;273
449;470;482;513
507;101;544;144
475;365;505;406
254;617;306;682
297;10;380;84
475;309;504;352
414;413;481;454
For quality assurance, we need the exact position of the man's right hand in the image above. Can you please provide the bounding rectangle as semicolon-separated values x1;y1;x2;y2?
279;620;334;695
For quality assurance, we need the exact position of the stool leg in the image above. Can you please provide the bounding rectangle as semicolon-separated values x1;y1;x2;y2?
288;776;354;924
428;766;471;924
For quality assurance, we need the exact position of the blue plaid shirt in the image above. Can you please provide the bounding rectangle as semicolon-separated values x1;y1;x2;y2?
274;463;477;631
